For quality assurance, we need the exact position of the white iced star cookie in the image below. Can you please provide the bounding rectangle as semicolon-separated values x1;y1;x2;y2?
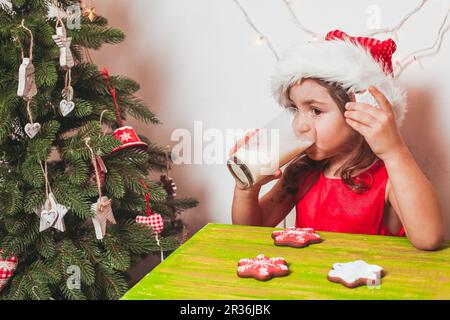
327;260;384;288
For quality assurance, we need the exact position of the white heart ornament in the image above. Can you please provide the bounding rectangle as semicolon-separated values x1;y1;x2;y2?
60;99;75;117
41;209;58;226
24;122;41;138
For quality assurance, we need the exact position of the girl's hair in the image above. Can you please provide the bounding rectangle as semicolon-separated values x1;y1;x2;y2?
280;78;379;203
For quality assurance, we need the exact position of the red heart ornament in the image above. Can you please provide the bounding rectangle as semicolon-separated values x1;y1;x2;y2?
136;214;164;234
0;253;18;293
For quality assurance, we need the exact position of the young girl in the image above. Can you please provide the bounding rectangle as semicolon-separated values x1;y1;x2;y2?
231;30;444;251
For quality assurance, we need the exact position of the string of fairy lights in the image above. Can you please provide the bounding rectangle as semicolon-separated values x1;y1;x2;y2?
233;0;450;78
2;0;449;78
232;0;281;60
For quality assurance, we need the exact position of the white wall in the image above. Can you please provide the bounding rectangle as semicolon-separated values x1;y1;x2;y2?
94;0;450;239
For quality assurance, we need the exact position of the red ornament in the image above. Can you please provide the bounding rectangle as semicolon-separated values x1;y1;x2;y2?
89;156;107;187
112;126;148;153
325;29;396;75
135;193;164;234
136;214;164;234
101;68;148;153
0;252;18;293
160;174;177;198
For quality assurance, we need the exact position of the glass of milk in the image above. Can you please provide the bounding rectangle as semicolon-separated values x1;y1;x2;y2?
227;110;316;189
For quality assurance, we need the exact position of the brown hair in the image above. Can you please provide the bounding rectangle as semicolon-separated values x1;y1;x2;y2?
280;78;379;203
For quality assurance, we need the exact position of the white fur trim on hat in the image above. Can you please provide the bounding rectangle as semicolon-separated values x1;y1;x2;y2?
270;39;407;127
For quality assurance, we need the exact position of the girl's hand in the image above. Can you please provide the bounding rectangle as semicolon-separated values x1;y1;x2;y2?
344;86;407;161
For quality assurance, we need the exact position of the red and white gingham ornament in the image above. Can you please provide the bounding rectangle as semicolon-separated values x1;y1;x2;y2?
135;193;164;234
136;214;164;234
0;252;18;292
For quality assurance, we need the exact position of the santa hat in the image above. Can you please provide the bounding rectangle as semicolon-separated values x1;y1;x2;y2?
271;30;407;127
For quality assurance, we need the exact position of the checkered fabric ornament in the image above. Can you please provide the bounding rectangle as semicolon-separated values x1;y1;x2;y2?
0;253;18;293
135;193;164;234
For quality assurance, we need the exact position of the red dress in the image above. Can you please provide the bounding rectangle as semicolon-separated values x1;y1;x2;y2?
295;159;405;236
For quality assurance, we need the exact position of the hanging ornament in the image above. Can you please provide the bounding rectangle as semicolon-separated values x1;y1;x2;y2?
160;145;177;198
85;137;116;240
160;175;177;198
101;67;148;153
17;57;37;100
89;156;107;188
34;161;68;232
52;18;74;70
0;252;18;293
17;20;40;138
83;7;96;22
53;17;75;117
89;110;109;187
36;192;68;232
91;196;116;240
112;126;148;152
0;1;13;13
135;192;164;261
24;122;41;139
59;79;75;117
135;193;164;234
82;0;97;22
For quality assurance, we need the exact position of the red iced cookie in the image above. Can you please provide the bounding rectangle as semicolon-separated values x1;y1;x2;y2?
237;254;289;281
272;227;321;248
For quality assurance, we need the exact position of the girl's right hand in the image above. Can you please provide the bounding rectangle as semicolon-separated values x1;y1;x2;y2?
229;129;283;191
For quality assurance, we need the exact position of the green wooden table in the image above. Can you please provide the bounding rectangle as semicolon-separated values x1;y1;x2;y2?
122;223;450;300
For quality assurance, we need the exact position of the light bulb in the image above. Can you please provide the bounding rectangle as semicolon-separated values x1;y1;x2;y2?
255;36;265;45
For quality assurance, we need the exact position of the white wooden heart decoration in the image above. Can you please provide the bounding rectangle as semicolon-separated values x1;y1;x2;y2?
41;209;58;227
59;99;75;117
24;122;41;139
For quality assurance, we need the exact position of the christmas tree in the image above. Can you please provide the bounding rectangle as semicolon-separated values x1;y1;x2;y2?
0;0;198;299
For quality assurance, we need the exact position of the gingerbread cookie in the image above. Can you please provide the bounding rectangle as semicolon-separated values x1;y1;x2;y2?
237;254;289;281
272;227;321;248
327;260;384;288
